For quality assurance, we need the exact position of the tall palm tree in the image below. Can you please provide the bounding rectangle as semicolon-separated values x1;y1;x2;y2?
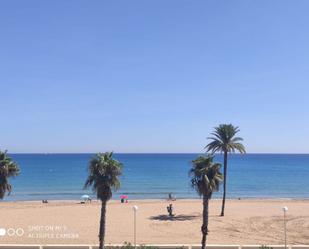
0;150;20;200
84;152;122;249
189;155;223;249
205;124;245;216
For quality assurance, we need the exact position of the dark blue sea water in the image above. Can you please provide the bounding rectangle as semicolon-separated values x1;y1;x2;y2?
3;153;309;201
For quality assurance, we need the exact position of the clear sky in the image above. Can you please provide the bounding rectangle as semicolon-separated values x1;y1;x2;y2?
1;0;309;153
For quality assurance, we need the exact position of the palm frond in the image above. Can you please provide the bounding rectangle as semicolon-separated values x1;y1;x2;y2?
84;152;123;201
0;150;20;199
189;155;222;198
205;124;246;154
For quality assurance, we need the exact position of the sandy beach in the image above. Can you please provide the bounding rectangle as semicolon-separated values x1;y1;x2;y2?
0;199;308;245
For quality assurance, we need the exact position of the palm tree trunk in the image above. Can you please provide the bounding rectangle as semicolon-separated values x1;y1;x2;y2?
201;195;209;249
220;151;228;216
99;200;107;249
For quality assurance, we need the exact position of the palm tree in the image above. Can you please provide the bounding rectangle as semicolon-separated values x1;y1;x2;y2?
205;124;245;216
0;150;20;200
189;155;222;249
84;152;122;249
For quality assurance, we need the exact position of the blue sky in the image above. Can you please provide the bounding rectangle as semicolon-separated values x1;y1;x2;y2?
1;0;309;153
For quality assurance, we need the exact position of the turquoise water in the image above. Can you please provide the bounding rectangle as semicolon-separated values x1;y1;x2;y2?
4;153;309;201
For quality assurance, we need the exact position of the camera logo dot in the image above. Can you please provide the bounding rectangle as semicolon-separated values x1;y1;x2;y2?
0;228;6;236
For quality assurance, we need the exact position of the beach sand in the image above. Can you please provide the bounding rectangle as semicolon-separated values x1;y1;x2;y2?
0;199;308;245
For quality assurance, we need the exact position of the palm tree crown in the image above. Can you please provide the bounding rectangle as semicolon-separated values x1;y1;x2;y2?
206;124;245;154
190;155;223;198
84;152;122;201
0;150;20;199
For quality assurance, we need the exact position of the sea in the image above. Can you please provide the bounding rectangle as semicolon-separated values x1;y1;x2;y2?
3;153;309;201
